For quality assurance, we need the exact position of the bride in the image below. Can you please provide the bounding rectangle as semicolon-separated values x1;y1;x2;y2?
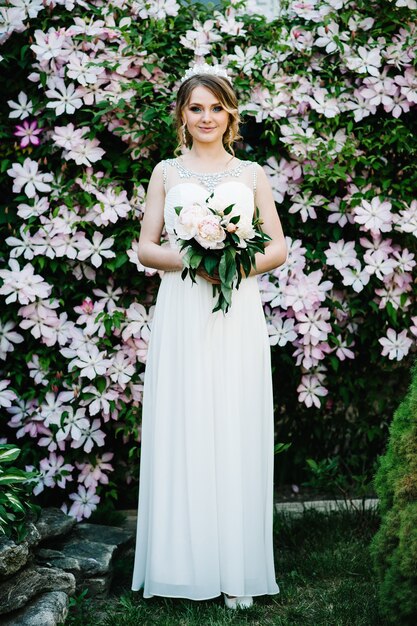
131;62;287;610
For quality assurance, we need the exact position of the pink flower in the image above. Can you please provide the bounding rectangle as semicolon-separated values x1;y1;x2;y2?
324;240;357;270
76;232;116;268
334;335;355;361
379;328;413;360
68;485;100;521
71;418;106;453
14;120;42;147
0;259;52;304
0;321;24;360
56;407;90;442
339;261;371;293
353;197;393;235
7;158;53;198
68;345;112;380
295;308;332;345
0;380;17;408
123;303;154;342
267;316;297;347
76;452;114;489
363;249;396;280
39;453;74;489
297;374;328;408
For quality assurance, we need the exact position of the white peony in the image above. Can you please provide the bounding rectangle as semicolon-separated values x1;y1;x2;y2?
195;214;226;249
175;203;209;240
235;215;256;248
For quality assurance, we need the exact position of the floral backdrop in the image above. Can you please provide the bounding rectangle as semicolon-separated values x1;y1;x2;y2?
0;0;416;519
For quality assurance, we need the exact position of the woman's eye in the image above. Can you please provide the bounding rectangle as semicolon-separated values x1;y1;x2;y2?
190;106;201;112
213;106;223;112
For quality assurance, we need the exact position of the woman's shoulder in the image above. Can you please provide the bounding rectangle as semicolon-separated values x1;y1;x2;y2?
235;158;262;170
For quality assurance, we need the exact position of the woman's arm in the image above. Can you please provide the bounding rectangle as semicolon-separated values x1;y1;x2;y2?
137;162;183;271
249;164;287;276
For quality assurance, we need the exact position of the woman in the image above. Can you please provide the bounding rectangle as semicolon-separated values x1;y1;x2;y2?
131;63;287;609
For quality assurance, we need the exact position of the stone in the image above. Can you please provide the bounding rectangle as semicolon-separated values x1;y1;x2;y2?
58;538;115;577
36;538;117;577
73;522;133;547
0;566;75;615
0;536;30;580
34;507;76;542
35;548;81;575
1;591;69;626
0;523;40;581
77;575;112;596
21;523;41;549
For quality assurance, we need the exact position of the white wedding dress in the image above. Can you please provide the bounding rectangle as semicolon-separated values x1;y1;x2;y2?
131;158;279;600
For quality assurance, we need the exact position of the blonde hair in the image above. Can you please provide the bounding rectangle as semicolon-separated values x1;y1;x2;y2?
174;74;242;155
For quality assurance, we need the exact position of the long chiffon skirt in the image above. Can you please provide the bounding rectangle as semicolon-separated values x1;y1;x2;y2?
131;270;279;599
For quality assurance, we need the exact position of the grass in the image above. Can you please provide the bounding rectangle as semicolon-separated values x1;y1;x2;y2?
65;508;385;626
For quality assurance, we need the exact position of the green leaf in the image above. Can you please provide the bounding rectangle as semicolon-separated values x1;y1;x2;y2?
189;252;203;270
0;469;36;485
0;446;21;464
203;255;218;274
274;442;292;454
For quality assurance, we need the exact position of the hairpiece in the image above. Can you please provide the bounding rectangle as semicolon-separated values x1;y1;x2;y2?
180;62;232;85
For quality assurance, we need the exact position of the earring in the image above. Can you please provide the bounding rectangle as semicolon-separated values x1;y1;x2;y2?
181;123;187;146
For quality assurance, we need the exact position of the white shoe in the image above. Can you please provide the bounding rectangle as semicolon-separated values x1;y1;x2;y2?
223;594;253;609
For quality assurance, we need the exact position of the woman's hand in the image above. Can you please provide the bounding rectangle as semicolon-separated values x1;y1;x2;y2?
196;268;221;285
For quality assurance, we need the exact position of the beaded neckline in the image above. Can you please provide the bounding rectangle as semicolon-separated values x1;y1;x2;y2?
166;158;253;194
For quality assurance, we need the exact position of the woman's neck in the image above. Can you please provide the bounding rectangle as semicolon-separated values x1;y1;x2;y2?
181;143;235;170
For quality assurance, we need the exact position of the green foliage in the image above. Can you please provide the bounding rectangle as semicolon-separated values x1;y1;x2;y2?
0;444;40;541
370;359;417;624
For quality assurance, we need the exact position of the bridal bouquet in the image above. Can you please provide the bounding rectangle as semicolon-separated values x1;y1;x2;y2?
173;195;271;314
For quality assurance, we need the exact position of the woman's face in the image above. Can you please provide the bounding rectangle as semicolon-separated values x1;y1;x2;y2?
182;85;230;146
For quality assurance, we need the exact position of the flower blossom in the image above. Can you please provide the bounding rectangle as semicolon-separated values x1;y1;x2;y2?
267;316;297;347
324;240;357;270
123;303;154;342
56;407;90;442
71;417;106;453
132;0;180;20
363;249;397;280
45;78;83;116
297;375;328;408
14;120;42;147
379;328;413;360
68;484;100;520
0;259;52;304
30;27;70;61
353;197;393;235
76;232;116;268
339;261;371;293
76;452;114;489
19;300;60;343
40;453;74;489
7;158;53;198
180;20;222;56
0;380;17;408
8;91;34;119
0;321;24;360
288;192;326;222
394;200;417;237
68;345;112;380
345;46;382;77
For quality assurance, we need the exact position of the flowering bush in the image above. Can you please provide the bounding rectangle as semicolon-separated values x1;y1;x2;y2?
0;0;416;517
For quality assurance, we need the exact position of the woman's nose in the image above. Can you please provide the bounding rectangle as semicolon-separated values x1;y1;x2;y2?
201;109;211;121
